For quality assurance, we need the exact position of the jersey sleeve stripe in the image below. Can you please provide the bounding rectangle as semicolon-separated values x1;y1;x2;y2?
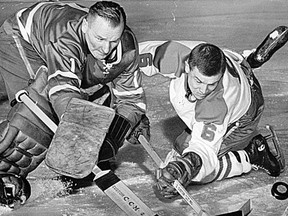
135;102;146;111
16;9;30;42
133;70;140;88
48;70;81;86
112;87;144;96
25;2;50;38
49;84;81;98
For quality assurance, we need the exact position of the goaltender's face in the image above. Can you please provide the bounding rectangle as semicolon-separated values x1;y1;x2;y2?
82;15;124;60
187;66;223;100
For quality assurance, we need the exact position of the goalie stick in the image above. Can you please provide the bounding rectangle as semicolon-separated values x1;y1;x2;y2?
15;90;158;216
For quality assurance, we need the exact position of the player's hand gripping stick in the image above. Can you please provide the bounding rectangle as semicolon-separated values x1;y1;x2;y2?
15;90;158;216
138;135;210;216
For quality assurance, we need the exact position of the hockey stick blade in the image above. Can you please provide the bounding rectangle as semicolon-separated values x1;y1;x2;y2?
217;199;252;216
138;135;210;216
15;90;158;216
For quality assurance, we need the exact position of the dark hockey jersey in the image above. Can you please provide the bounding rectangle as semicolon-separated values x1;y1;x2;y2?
3;2;145;121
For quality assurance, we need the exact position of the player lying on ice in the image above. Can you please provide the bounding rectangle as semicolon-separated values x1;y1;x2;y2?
0;1;150;208
139;26;288;199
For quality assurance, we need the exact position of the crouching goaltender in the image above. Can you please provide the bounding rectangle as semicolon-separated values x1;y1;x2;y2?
0;1;150;208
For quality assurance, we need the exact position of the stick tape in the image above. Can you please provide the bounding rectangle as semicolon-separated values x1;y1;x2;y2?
94;170;158;216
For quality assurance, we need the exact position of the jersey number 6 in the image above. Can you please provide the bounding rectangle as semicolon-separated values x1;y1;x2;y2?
201;123;216;141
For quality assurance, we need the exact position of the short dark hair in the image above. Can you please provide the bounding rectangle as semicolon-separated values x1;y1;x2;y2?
88;1;126;27
188;43;226;76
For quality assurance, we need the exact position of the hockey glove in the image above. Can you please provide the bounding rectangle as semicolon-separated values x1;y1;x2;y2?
0;173;31;208
155;152;202;199
0;68;57;177
126;114;150;145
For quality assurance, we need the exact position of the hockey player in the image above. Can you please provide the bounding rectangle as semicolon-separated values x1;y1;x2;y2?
139;26;288;198
0;1;150;207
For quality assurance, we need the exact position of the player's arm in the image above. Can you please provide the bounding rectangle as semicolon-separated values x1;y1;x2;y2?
45;40;86;119
183;121;227;180
156;120;228;198
139;40;204;77
111;65;150;145
111;32;150;145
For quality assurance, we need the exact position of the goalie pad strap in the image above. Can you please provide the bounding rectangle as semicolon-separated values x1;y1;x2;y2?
94;170;120;191
97;114;132;163
97;114;131;163
108;114;132;146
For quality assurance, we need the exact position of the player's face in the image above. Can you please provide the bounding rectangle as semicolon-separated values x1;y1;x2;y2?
187;66;222;100
83;16;124;60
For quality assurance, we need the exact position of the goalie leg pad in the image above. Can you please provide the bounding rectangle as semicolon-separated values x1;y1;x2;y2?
0;88;57;177
108;113;132;147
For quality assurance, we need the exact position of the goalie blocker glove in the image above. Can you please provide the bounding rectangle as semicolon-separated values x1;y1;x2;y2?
155;152;202;199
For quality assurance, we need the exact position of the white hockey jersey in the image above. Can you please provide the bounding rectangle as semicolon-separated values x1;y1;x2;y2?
139;40;253;181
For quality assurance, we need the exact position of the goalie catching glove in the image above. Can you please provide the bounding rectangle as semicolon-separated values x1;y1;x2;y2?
155;151;202;199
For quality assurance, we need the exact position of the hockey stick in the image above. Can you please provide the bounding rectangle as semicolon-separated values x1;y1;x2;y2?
15;90;158;216
138;135;210;216
138;136;253;216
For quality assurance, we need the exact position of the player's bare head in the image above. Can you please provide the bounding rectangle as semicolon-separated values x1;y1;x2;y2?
88;1;126;27
83;1;125;60
186;43;226;100
188;43;226;76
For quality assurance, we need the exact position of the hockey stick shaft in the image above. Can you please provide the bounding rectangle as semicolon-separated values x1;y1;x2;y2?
138;135;210;216
16;90;158;216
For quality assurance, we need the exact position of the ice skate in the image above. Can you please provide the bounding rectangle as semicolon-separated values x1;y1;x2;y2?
244;125;285;177
246;26;288;68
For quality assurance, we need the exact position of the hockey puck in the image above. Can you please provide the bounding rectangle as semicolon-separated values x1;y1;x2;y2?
271;181;288;200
